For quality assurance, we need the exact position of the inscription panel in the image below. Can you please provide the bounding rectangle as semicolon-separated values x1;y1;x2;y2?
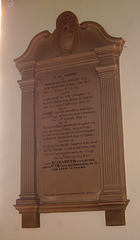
37;65;101;202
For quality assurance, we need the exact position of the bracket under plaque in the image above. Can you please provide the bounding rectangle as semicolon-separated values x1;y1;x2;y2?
14;11;129;228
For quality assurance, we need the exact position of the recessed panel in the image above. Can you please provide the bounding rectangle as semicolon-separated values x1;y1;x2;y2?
37;65;101;203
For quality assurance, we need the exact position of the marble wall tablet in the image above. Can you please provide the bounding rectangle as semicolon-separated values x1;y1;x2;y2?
14;11;129;228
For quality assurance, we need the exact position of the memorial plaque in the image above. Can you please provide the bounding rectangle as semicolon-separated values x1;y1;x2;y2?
14;11;129;228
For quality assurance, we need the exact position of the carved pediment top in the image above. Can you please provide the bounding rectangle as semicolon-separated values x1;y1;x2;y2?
56;11;78;34
14;11;125;70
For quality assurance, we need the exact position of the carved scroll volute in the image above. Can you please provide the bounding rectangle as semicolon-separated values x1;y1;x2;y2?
95;45;126;201
15;61;40;228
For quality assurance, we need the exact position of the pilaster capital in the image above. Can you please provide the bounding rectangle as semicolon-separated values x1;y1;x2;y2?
15;60;36;80
18;78;38;93
95;64;118;79
94;44;123;65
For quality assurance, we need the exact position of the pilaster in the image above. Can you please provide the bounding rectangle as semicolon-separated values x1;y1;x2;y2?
15;78;40;228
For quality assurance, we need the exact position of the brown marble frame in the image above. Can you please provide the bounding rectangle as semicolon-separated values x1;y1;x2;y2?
14;11;129;228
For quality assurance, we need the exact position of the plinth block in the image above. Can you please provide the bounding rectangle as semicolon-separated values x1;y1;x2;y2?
22;213;40;228
105;210;125;226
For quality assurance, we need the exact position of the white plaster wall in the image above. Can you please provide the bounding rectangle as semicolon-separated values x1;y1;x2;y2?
0;0;140;239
